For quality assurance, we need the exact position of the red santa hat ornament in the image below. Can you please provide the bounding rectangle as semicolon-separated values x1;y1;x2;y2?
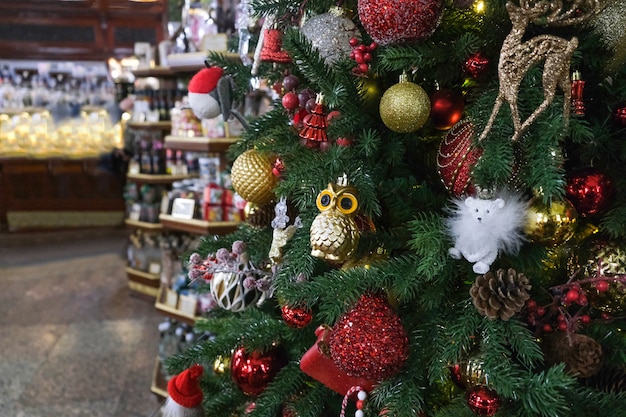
161;365;205;417
188;67;224;120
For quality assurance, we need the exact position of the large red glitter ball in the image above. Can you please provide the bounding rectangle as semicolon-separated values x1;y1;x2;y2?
329;293;409;381
565;167;614;217
357;0;444;46
436;120;482;196
430;89;465;130
281;305;313;328
231;345;288;396
466;385;501;416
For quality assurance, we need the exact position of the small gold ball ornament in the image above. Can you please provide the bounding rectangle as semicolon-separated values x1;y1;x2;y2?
231;149;278;206
379;73;430;133
524;198;578;246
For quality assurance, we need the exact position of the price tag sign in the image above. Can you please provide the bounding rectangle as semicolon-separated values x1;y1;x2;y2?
171;198;195;219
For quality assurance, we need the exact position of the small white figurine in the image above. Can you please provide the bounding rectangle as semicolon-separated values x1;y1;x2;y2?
446;191;528;274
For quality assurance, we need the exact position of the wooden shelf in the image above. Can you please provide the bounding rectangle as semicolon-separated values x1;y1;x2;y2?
126;172;194;184
154;284;199;326
133;66;176;78
151;357;168;399
124;218;163;231
125;267;160;300
164;136;239;153
127;121;172;131
159;214;240;235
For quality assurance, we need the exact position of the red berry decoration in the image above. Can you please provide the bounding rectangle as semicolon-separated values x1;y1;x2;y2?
595;280;609;292
282;91;300;111
564;288;580;304
358;0;444;46
464;52;490;79
329;293;409;381
231;345;288;396
436;120;483;196
349;40;377;75
429;88;465;130
282;74;300;92
565;167;614;217
281;305;313;328
466;385;501;416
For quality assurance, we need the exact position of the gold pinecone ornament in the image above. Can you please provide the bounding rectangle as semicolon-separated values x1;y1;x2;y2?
231;149;278;206
470;268;532;321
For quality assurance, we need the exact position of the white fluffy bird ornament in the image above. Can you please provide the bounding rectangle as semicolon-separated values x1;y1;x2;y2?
187;64;248;129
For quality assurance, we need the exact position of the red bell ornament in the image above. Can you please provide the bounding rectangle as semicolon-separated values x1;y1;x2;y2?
281;305;313;328
231;345;288;396
565;167;614;217
466;385;501;416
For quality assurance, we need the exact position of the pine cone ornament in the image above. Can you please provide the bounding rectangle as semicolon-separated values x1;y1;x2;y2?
543;332;603;378
469;268;531;320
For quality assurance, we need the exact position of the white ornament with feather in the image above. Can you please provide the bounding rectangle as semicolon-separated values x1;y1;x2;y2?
445;191;528;274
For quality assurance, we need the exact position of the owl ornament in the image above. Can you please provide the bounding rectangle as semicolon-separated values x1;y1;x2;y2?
310;177;360;265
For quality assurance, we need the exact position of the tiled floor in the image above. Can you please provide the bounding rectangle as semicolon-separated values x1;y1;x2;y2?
0;227;165;417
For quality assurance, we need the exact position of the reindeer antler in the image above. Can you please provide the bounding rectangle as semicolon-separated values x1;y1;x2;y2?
531;0;606;26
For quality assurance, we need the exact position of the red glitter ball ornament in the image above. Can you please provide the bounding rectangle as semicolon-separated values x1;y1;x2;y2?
436;120;482;196
231;345;288;396
357;0;444;46
429;89;465;130
565;167;614;217
281;305;313;328
466;385;501;416
329;293;409;381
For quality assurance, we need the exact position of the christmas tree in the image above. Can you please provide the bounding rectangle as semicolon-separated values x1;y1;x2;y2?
165;0;626;416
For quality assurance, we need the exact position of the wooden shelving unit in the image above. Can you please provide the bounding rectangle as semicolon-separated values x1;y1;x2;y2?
127;121;172;131
126;172;194;184
124;218;163;231
164;135;239;153
154;284;199;326
151;357;168;399
159;214;240;235
125;267;160;299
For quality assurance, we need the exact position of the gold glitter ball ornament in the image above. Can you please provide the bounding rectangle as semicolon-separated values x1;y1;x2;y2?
231;149;278;206
379;73;430;133
524;198;578;246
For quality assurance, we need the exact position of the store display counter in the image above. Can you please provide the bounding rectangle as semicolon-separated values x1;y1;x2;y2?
0;156;125;231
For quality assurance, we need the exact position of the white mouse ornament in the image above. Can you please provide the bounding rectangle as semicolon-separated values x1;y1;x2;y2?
445;191;528;274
